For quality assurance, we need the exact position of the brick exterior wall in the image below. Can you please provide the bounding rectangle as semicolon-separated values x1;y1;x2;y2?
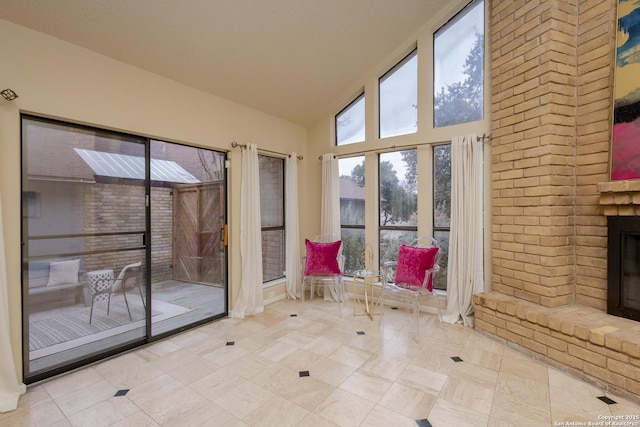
476;0;640;402
82;183;173;284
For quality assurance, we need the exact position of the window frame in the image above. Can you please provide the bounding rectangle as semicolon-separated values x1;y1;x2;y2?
432;0;485;129
329;0;487;285
378;48;418;139
432;143;451;290
377;150;418;266
335;92;366;146
258;154;286;283
338;156;366;276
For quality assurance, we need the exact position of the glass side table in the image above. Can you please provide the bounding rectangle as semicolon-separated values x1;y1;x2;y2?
352;269;383;320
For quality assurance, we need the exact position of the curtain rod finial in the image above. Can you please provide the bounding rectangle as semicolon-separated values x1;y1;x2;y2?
477;133;492;142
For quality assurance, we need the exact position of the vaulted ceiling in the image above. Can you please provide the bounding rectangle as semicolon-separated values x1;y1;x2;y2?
0;0;451;125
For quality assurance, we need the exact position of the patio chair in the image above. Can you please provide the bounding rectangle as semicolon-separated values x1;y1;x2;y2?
89;262;144;324
300;235;346;304
381;238;445;341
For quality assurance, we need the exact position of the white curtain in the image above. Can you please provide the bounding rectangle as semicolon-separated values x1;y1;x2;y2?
285;154;301;299
231;144;264;318
442;134;484;327
321;154;340;237
0;190;26;412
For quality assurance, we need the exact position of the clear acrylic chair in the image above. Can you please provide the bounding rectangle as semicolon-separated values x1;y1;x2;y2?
381;238;445;341
300;235;346;304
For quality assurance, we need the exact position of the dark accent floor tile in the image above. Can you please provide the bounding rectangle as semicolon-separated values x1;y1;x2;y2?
451;356;463;362
356;331;365;335
597;395;617;405
415;419;432;427
299;370;310;377
114;389;129;397
226;341;235;346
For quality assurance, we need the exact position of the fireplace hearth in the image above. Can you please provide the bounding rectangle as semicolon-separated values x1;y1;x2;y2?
608;216;640;321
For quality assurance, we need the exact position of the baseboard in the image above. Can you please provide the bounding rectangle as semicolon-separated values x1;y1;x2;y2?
264;293;287;305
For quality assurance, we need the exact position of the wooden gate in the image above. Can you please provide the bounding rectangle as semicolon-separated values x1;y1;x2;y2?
173;182;224;284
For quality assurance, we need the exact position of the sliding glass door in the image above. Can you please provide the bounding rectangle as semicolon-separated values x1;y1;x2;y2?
21;116;227;382
150;140;227;336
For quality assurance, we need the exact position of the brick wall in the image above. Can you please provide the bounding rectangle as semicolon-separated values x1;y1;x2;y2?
474;294;640;399
491;0;579;308
574;0;616;309
490;0;615;311
477;0;640;402
83;183;173;284
490;0;617;310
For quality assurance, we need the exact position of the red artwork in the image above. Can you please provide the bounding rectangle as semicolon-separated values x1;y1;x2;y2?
612;117;640;180
612;1;640;180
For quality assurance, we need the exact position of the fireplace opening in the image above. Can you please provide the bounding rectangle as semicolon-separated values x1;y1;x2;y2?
608;216;640;321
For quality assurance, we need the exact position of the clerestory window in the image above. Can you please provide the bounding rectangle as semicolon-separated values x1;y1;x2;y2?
336;93;365;146
433;0;484;128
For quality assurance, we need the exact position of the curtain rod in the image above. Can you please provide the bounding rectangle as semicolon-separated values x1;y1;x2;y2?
231;141;303;160
478;133;493;142
318;133;492;160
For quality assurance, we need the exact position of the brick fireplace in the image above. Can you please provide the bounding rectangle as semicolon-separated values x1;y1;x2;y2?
473;0;640;402
600;182;640;321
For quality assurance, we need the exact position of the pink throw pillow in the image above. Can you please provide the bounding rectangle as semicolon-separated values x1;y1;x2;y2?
304;239;342;275
394;244;439;291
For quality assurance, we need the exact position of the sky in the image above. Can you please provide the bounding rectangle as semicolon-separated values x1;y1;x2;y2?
433;0;484;93
339;151;408;184
339;155;364;177
379;52;418;138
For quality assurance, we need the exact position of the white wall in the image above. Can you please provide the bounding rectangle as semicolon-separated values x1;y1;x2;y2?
0;18;307;379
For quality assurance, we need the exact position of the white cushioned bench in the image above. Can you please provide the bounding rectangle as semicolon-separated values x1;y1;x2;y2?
27;260;87;309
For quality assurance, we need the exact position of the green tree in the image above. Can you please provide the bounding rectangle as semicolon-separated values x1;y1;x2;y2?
434;33;484;127
463;33;484;114
433;145;451;227
341;229;365;275
350;162;365;186
379;160;416;226
401;150;417;193
347;159;416;226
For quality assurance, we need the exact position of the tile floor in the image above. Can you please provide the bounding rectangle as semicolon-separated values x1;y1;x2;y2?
4;298;640;427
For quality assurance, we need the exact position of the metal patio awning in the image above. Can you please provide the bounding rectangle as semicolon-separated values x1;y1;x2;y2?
74;148;200;184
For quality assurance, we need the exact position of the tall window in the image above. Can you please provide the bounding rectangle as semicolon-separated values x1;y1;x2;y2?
259;155;285;282
336;93;365;146
433;144;451;289
379;150;418;265
339;156;365;275
379;49;418;138
434;0;484;128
